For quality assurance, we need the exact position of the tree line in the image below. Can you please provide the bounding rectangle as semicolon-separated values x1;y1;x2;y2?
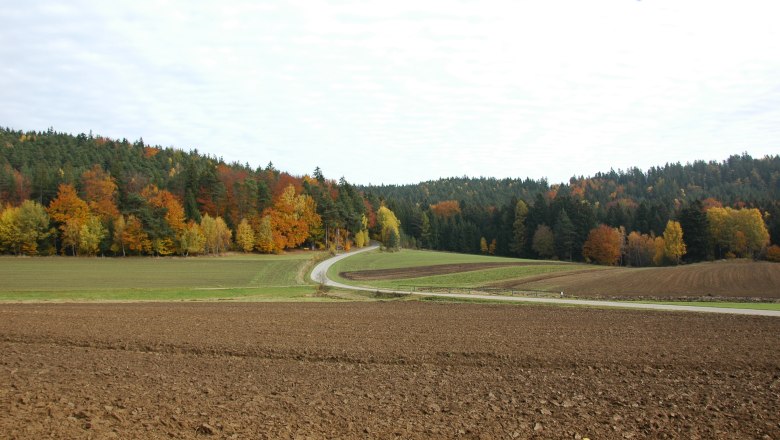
0;128;396;256
1;127;778;263
365;154;779;264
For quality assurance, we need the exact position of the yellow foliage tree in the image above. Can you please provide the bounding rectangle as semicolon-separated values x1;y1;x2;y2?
78;216;107;256
254;215;275;254
236;218;255;253
707;207;769;258
663;220;686;265
377;205;401;250
201;214;232;255
179;221;206;256
0;201;51;255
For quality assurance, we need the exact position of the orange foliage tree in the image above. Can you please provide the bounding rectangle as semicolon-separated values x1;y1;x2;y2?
582;224;623;265
47;184;90;254
266;185;321;251
81;165;119;221
429;200;461;218
141;185;186;234
122;215;152;254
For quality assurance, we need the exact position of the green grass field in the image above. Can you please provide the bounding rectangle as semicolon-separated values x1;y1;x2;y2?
330;248;544;273
0;252;326;302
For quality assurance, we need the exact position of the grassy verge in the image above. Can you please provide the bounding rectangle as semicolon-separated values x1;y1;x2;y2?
634;300;780;311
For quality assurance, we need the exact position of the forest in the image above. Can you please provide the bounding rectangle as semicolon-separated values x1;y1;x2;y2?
365;154;780;264
1;126;778;264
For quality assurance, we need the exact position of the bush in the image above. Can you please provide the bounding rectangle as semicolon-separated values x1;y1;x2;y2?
766;245;780;262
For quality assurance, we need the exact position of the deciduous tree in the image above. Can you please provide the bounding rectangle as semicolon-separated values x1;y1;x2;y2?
662;220;686;265
235;218;255;253
81;165;119;222
707;207;769;258
111;215;127;256
766;244;780;262
48;184;90;253
201;214;232;255
79;216;107;256
429;200;461;218
582;224;622;265
179;221;205;256
377;205;401;250
267;185;321;251
532;224;555;259
0;201;50;255
123;215;151;255
254;215;275;253
653;236;666;266
625;231;655;267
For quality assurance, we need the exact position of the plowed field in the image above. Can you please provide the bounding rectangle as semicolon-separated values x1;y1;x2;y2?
1;303;779;439
491;260;780;299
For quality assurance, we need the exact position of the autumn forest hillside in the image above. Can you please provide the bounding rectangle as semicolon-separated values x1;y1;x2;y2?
1;126;778;265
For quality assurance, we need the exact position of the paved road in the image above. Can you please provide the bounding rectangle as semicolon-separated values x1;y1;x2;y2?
310;246;780;317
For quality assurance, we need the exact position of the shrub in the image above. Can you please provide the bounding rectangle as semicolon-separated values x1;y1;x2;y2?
766;245;780;262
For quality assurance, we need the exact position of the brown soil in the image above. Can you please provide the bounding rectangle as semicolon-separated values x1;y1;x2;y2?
1;302;779;439
490;260;780;299
341;262;549;281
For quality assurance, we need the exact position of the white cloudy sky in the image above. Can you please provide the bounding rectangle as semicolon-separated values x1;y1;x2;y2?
2;1;779;184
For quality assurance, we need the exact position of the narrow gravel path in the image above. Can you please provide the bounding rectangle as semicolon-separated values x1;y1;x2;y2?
310;246;780;317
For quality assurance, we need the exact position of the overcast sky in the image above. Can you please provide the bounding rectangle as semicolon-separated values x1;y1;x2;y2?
2;1;779;185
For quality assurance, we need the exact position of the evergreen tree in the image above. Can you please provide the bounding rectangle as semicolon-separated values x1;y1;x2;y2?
509;200;528;257
554;209;576;261
678;200;709;262
419;212;432;248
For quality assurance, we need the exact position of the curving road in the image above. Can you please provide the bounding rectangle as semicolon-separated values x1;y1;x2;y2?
310;246;780;317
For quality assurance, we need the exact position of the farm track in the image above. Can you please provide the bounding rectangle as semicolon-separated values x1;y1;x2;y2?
1;302;779;439
315;248;780;316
